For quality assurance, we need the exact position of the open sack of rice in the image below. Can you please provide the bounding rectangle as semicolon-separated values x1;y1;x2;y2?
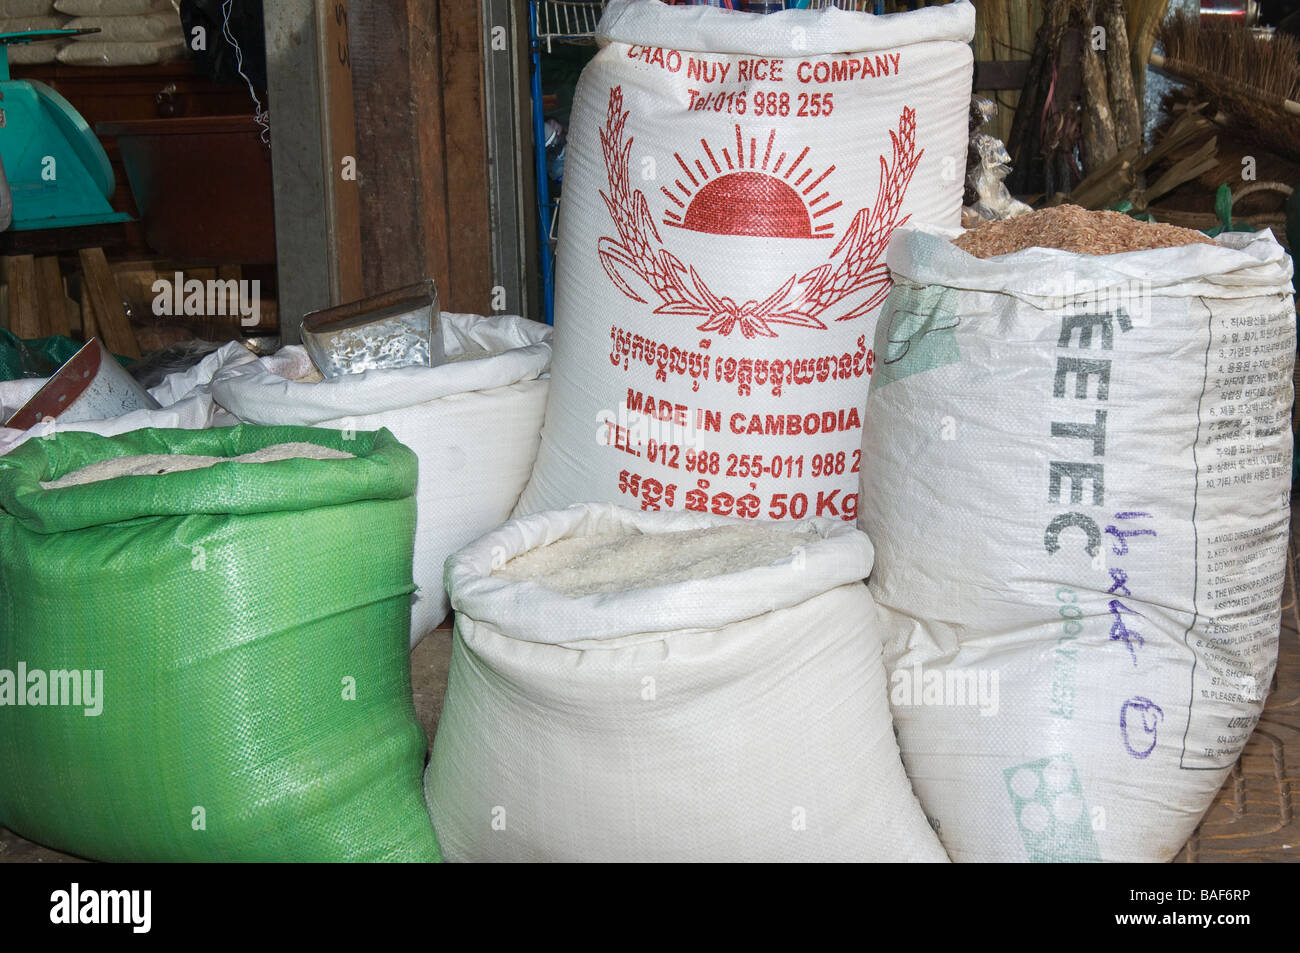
517;0;975;522
424;502;948;863
859;208;1296;861
0;425;440;862
211;313;552;647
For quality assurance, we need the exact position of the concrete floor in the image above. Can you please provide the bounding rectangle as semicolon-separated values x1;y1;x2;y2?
3;552;1298;863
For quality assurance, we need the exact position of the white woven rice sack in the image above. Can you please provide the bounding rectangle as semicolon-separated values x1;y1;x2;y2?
7;40;59;64
56;36;184;66
859;225;1295;862
0;340;250;456
0;16;66;32
53;0;174;15
517;0;975;522
65;12;182;42
3;2;58;18
425;502;948;863
212;313;552;647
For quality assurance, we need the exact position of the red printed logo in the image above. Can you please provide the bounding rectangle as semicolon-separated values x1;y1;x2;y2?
597;86;922;339
663;129;839;240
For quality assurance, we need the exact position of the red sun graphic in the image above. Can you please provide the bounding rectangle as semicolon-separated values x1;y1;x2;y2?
661;126;840;239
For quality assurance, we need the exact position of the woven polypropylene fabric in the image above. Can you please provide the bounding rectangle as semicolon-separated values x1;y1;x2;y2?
516;2;974;520
860;227;1294;862
0;425;441;862
210;313;554;645
427;505;947;862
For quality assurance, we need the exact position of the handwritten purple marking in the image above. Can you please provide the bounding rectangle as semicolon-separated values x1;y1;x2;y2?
1106;568;1131;597
1105;511;1156;556
1105;525;1157;556
1120;696;1164;759
1108;599;1146;666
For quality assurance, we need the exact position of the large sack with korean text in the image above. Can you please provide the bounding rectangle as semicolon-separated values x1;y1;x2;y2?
859;225;1295;862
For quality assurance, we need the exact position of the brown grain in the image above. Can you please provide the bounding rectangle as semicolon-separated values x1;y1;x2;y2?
953;205;1215;258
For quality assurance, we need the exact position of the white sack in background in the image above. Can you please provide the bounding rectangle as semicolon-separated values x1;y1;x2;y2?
859;225;1296;862
7;41;59;64
425;502;949;863
0;16;66;32
518;0;974;522
211;313;552;647
65;12;181;41
56;36;184;66
53;0;174;15
2;1;57;18
0;340;251;456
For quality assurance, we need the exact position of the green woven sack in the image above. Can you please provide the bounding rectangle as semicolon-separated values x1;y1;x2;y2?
0;424;441;862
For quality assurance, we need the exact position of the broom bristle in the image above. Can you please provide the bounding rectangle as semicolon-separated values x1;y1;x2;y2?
1158;11;1300;103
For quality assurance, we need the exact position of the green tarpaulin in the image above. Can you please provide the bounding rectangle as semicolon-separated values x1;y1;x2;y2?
0;329;86;382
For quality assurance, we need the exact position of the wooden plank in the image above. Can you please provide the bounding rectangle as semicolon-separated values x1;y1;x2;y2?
5;256;42;340
0;223;130;257
343;0;495;312
265;1;366;341
349;0;426;296
438;0;493;313
322;1;365;306
78;247;140;359
35;256;70;338
79;291;95;340
411;0;453;300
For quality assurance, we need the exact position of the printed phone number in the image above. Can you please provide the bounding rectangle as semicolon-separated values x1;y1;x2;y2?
645;442;860;480
687;89;835;117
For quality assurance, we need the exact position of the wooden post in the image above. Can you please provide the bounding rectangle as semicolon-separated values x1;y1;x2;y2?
1081;2;1117;175
35;256;70;337
78;248;140;359
263;0;365;342
349;0;451;297
345;0;494;314
439;2;493;313
79;292;95;340
411;0;453;301
1082;40;1119;173
5;255;41;339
